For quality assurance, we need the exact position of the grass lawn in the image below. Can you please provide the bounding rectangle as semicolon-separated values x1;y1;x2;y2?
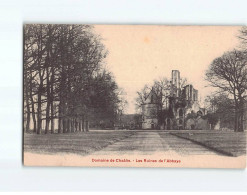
24;130;136;156
170;131;246;157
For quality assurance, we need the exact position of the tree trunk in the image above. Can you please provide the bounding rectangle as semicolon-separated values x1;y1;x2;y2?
79;119;82;131
85;120;89;132
50;103;54;134
45;56;51;134
58;116;62;133
67;118;71;133
71;118;74;132
25;110;30;132
234;108;239;132
25;103;31;132
75;120;78;132
37;26;45;135
80;119;83;132
37;77;43;134
37;94;42;134
45;108;50;134
238;98;244;132
45;94;50;134
82;116;85;131
233;92;239;132
24;77;31;132
58;96;63;133
29;81;37;133
50;65;55;134
63;117;67;133
37;96;42;134
31;105;37;133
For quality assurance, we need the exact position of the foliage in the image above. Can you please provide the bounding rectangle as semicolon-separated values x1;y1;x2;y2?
204;93;235;129
23;24;125;134
205;49;247;131
186;111;198;121
202;113;218;129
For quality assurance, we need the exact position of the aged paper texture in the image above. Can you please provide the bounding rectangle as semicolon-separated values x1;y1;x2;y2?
23;25;247;168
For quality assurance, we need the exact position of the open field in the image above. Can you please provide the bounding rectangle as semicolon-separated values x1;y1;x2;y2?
170;130;246;157
24;130;136;155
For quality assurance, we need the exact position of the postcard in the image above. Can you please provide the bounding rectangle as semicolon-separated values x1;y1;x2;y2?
23;25;247;168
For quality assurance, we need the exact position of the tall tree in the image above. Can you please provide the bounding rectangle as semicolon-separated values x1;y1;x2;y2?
204;93;235;129
205;50;247;131
24;24;123;134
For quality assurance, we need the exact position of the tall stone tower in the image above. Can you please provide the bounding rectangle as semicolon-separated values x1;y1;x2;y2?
171;70;180;97
141;88;160;129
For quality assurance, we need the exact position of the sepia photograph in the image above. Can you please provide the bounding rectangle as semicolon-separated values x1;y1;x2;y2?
23;25;247;168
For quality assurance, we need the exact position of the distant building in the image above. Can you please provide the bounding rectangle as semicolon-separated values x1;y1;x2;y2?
141;70;208;130
141;88;162;129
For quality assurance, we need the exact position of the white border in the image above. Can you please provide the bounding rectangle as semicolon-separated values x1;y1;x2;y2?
0;0;247;192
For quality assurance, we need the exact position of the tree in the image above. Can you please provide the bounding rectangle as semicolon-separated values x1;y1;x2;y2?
135;84;152;112
205;50;247;131
204;93;235;129
23;24;122;134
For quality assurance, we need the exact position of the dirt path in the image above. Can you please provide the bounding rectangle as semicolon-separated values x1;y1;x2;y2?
92;131;218;156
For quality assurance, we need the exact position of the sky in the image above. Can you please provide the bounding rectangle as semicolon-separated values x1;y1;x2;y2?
94;25;241;114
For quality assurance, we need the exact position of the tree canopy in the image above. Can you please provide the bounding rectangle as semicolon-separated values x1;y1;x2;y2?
205;49;247;131
24;24;126;134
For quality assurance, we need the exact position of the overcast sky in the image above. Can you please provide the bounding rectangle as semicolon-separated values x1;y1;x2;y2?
94;25;241;114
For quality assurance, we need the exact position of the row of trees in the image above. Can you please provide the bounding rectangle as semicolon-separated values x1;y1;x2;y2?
205;27;247;132
24;24;124;134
